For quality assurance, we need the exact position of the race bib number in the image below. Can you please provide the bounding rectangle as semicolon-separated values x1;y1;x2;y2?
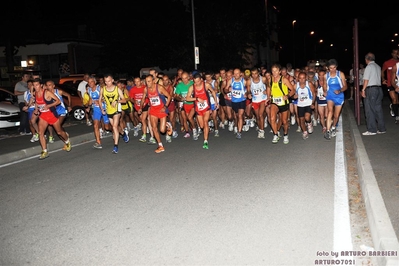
150;96;161;106
232;90;242;98
253;88;262;96
273;96;284;106
37;104;48;112
197;100;208;111
318;91;326;100
299;95;308;102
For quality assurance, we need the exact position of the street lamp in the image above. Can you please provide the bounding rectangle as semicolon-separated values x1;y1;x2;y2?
292;20;296;67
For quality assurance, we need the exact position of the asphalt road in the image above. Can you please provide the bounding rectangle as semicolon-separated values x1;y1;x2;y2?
0;99;398;265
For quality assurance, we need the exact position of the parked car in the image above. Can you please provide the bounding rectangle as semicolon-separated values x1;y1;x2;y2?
54;83;86;121
58;74;84;87
0;88;20;128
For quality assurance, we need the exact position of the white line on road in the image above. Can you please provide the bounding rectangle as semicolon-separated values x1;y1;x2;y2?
333;115;353;252
0;141;89;168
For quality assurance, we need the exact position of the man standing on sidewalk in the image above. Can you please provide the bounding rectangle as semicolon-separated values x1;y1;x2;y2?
361;53;386;136
14;72;32;135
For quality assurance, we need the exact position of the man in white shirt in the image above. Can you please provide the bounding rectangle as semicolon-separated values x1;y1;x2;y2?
77;73;91;125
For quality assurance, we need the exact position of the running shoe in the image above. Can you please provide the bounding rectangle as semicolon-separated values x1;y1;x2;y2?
272;134;279;143
258;130;265;139
139;135;147;143
112;146;118;154
236;132;242;139
122;132;130;143
302;131;309;140
183;132;190;138
64;141;72;152
30;133;39;142
166;135;172;143
324;130;331;140
307;122;314;134
93;142;102;149
290;115;296;125
362;131;377;136
39;150;49;160
233;127;238;134
87;120;92;126
296;126;301;133
155;146;165;153
148;137;157;145
390;104;395;117
133;126;139;137
214;130;219;137
283;135;289;144
228;122;234;132
312;117;317;127
202;141;209;149
172;130;178;138
166;122;173;136
331;127;336;137
49;136;55;143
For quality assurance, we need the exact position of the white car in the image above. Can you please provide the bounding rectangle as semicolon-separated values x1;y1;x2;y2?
0;88;20;129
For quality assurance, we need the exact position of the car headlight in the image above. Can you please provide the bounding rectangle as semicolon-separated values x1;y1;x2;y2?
0;110;11;115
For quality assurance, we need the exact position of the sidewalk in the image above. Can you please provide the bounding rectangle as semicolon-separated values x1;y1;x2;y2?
344;94;399;266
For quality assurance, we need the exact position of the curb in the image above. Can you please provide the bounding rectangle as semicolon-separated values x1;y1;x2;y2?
0;132;96;165
344;104;399;266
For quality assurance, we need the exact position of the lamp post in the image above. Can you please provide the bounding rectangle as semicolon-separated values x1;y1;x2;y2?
292;20;296;67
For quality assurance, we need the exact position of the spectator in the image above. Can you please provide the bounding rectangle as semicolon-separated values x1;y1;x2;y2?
14;72;32;135
361;53;386;135
77;73;91;126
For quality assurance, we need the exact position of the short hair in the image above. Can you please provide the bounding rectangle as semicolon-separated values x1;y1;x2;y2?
365;53;375;61
327;59;338;67
117;79;127;86
33;77;42;83
193;72;202;79
88;75;97;83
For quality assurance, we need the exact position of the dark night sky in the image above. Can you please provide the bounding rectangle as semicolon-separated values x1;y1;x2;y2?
3;0;398;73
275;1;398;69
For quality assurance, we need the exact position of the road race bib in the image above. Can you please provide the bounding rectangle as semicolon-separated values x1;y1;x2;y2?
273;96;284;106
318;91;326;100
232;90;242;98
150;96;161;106
197;100;208;111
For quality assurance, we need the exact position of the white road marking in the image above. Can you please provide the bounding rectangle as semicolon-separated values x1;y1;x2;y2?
333;114;353;252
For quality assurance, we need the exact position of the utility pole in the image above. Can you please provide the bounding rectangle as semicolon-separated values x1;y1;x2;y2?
191;0;198;70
